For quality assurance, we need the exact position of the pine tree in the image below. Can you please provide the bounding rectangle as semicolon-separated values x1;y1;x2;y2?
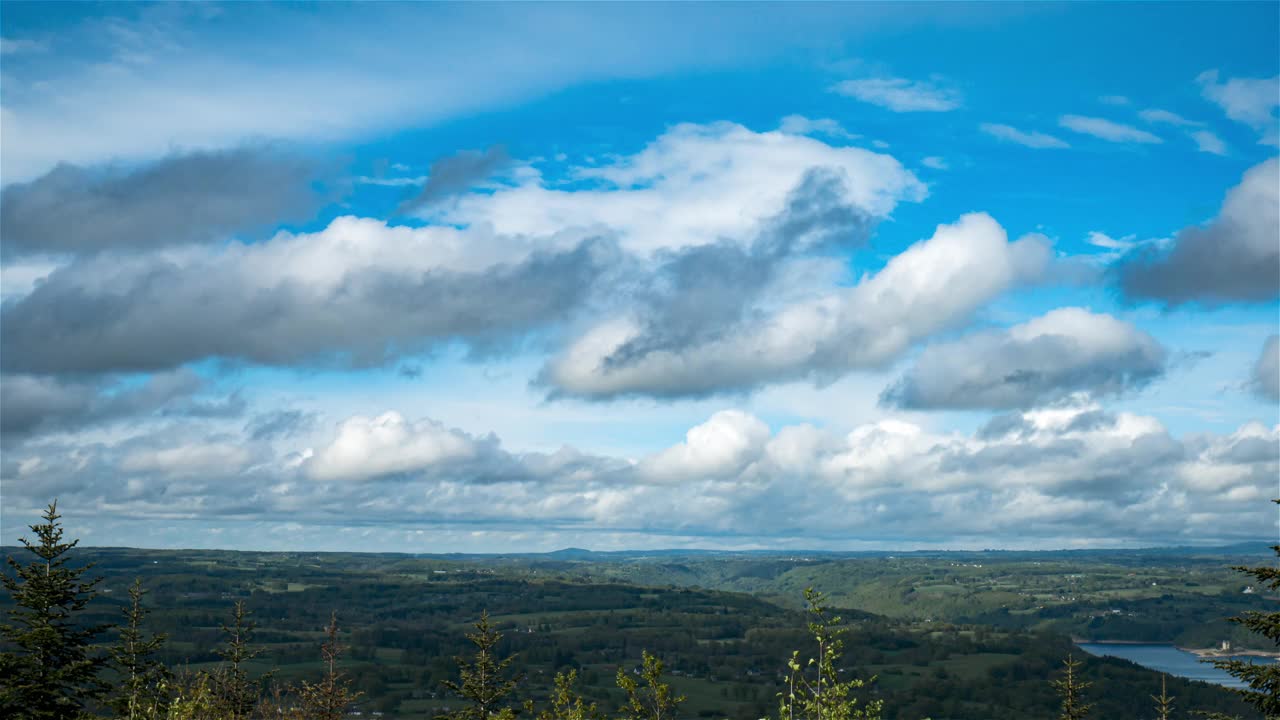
775;588;881;720
1152;674;1174;720
0;500;109;719
1050;654;1092;720
297;611;362;720
442;610;523;720
212;600;265;719
108;578;171;720
1202;499;1280;719
536;669;603;720
616;650;684;720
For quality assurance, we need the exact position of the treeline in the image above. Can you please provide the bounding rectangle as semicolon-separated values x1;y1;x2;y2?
1;502;1275;720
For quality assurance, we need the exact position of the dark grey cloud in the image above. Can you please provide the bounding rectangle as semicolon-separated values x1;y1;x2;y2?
396;146;509;214
1116;157;1278;305
605;167;871;369
0;369;241;442
1251;334;1279;402
0;237;613;375
541;167;878;399
881;308;1166;410
1;147;323;258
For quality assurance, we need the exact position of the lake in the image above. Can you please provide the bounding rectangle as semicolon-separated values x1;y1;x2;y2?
1077;642;1266;688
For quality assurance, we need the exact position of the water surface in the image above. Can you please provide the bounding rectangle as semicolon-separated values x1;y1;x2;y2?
1077;642;1265;689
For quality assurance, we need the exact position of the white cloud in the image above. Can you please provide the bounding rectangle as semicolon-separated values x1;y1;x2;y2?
920;156;948;170
1138;108;1201;127
120;442;251;477
777;115;858;140
440;121;926;255
832;76;961;112
543;212;1050;398
638;410;770;482
882;308;1167;409
979;123;1070;149
5;403;1275;548
1086;231;1136;250
3;121;930;377
0;5;991;182
306;412;481;482
1190;130;1228;155
1197;70;1280;146
1059;115;1163;144
1099;95;1130;106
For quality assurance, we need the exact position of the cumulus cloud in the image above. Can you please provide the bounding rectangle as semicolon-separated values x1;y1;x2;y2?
0;148;321;258
0;122;923;379
396;145;510;213
1117;157;1279;305
2;404;1274;548
638;410;770;482
979;123;1070;149
542;212;1050;399
305;412;488;482
1252;335;1279;402
1197;70;1280;145
0;226;612;375
881;308;1167;410
832;76;961;112
1059;115;1163;144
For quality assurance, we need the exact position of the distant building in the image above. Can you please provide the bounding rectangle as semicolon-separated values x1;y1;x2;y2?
1222;640;1232;651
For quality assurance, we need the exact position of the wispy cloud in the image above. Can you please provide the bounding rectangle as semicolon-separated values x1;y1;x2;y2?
778;115;859;140
1059;115;1163;144
0;37;46;55
1197;69;1280;146
1086;231;1136;250
1190;129;1228;155
1138;108;1201;127
832;76;961;112
979;123;1070;149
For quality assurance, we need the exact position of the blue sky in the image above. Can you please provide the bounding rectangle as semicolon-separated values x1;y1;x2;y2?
1;2;1277;552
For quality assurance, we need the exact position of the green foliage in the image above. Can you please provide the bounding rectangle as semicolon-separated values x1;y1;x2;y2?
212;600;266;719
775;588;881;720
0;501;108;719
296;611;362;720
0;501;1265;720
536;670;603;720
1050;654;1092;720
1152;674;1174;720
442;610;523;720
109;578;171;719
162;672;221;720
1206;500;1280;719
616;650;685;720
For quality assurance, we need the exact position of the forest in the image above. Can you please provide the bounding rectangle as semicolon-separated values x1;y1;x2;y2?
0;503;1274;720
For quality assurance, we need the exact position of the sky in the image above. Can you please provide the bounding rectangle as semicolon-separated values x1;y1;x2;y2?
1;2;1278;553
